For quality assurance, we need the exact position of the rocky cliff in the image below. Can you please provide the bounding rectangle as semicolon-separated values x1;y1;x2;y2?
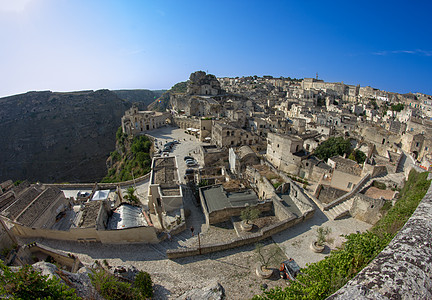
113;89;165;110
0;90;131;183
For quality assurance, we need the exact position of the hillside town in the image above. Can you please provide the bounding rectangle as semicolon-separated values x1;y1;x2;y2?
0;71;431;298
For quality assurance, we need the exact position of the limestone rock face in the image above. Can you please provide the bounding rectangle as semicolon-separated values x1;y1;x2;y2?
0;90;130;183
176;281;225;300
187;71;222;96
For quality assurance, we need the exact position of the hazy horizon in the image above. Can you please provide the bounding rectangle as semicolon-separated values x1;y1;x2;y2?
1;0;431;98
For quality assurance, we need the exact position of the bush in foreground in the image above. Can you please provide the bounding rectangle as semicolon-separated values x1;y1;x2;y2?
0;261;80;299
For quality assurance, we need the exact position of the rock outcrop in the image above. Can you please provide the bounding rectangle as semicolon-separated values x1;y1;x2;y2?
176;281;225;300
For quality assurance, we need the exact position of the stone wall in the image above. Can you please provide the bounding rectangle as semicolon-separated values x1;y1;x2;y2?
245;166;278;200
329;173;432;299
11;222;159;244
324;174;371;211
172;116;200;130
350;194;385;225
44;173;150;190
206;201;272;225
166;213;302;259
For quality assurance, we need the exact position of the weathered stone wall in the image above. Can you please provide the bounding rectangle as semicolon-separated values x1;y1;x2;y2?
350;194;385;225
245;166;278;200
44;173;150;190
166;214;303;259
11;222;159;244
172;116;200;130
328;173;432;299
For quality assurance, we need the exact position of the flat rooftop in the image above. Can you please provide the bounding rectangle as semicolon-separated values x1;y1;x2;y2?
151;157;178;184
201;185;259;214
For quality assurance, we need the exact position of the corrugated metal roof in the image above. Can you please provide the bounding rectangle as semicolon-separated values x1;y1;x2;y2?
107;204;148;230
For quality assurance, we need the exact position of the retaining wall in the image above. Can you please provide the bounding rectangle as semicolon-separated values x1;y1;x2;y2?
44;173;150;190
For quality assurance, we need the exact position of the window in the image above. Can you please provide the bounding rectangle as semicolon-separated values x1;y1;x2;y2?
347;182;352;189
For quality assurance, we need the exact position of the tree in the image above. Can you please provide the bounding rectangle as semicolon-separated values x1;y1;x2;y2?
254;243;282;269
240;206;260;224
348;149;366;164
124;187;139;204
316;226;331;246
314;137;352;161
391;103;404;112
89;268;139;300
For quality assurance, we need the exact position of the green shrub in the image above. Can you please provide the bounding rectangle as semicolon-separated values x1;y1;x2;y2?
89;268;137;300
0;261;80;299
134;271;153;298
241;207;260;224
372;181;387;190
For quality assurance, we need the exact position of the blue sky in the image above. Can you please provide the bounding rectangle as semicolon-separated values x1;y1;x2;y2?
1;0;431;97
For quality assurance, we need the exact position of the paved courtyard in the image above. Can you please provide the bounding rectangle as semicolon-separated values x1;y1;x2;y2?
146;126;205;184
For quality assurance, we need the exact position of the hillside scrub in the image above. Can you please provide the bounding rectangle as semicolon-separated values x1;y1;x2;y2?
254;170;431;299
102;129;152;183
89;268;152;300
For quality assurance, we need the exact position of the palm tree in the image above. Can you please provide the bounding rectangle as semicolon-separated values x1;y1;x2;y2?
123;187;139;204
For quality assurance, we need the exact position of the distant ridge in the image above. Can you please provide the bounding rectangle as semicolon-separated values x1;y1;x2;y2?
113;89;166;110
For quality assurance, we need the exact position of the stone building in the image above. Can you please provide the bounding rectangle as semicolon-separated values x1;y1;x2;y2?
148;157;183;229
187;71;223;96
266;132;308;175
229;146;260;175
0;183;68;230
212;121;260;148
327;156;364;192
121;105;170;136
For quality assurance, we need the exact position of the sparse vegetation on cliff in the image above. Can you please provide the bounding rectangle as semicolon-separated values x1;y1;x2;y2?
102;128;152;182
254;170;430;299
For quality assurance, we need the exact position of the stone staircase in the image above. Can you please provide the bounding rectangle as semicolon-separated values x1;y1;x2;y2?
324;198;354;220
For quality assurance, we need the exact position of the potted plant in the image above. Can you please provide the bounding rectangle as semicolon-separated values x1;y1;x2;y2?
254;243;278;279
240;206;260;231
310;226;331;253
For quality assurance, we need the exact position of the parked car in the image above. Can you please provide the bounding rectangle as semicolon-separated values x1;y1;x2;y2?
185;169;194;175
184;156;194;161
279;259;300;280
186;160;197;167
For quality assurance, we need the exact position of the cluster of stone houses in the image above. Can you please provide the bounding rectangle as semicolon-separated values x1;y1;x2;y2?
1;71;431;253
167;71;431;224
